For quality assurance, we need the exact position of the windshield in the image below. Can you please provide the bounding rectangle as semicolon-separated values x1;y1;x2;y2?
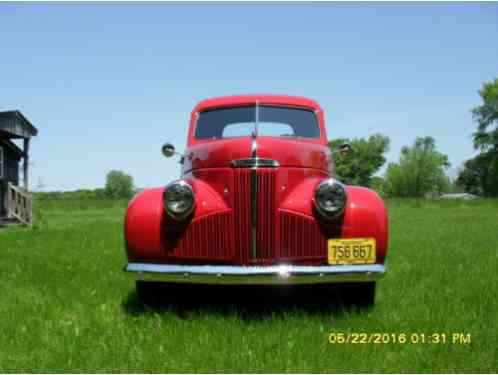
194;105;320;140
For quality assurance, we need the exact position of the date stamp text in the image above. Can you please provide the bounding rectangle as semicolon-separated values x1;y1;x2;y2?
328;332;472;345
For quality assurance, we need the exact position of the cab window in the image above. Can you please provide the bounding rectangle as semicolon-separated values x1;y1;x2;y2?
195;105;319;140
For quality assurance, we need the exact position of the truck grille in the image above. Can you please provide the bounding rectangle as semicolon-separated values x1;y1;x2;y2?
280;211;326;260
280;211;341;263
256;169;277;261
233;168;277;263
163;168;330;265
163;211;234;261
233;169;252;262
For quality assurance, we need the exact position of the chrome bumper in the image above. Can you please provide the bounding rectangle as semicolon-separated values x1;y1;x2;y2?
125;263;386;285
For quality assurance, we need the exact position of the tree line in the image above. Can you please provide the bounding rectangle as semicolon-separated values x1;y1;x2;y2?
36;170;135;201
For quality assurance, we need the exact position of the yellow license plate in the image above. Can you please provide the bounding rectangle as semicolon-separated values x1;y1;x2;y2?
328;238;376;265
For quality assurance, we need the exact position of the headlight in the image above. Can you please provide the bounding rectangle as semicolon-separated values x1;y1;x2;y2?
163;180;195;220
314;178;347;219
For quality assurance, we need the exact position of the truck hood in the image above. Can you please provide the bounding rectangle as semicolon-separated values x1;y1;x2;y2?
182;136;331;172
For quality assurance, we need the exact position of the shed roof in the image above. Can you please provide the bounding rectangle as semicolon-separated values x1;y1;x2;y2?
0;110;38;139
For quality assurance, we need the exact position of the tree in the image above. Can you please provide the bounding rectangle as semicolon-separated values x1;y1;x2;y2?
460;78;498;196
384;137;450;197
328;134;390;187
456;152;498;196
104;170;134;199
472;78;498;153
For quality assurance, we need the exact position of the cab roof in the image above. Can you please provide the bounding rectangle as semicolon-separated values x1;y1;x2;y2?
193;94;322;113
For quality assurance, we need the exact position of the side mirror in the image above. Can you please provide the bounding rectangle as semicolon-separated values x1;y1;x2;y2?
162;143;176;158
338;143;353;157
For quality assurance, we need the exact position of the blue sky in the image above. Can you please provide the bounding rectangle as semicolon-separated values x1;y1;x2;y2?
1;2;497;191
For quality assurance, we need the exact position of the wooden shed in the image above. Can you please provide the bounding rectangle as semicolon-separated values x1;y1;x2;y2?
0;110;38;226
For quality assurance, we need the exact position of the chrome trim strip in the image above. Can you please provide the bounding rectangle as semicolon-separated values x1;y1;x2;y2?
231;158;280;168
251;105;259;263
125;263;386;285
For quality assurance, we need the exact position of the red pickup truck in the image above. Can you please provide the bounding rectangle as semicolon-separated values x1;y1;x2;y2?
124;95;389;306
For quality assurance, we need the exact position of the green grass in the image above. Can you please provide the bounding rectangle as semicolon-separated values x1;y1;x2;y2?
1;198;497;372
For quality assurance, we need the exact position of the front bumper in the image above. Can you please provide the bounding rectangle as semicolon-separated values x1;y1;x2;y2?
125;263;386;285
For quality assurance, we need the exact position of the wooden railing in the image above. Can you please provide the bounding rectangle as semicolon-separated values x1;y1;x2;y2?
6;182;33;226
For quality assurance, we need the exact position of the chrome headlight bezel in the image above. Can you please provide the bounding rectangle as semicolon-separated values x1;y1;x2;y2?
163;180;195;221
313;178;347;220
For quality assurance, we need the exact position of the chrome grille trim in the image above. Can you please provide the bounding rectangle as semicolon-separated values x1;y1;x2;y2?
231;158;280;168
251;125;258;262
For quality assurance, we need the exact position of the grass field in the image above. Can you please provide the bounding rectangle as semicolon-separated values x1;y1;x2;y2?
1;198;497;373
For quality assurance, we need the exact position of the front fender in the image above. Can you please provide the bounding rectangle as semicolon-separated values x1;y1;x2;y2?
281;179;389;262
342;186;389;262
125;188;164;262
125;180;229;262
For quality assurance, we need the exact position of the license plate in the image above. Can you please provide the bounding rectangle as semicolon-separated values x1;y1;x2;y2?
328;238;376;265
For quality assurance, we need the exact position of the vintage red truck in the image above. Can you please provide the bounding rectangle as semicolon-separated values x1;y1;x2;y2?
124;95;389;305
